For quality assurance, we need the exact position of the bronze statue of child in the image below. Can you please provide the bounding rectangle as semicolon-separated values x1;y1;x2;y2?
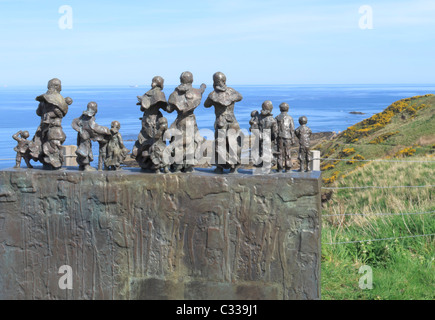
149;117;170;173
249;110;260;131
295;116;312;172
105;121;130;171
12;130;33;168
72;102;110;171
275;102;296;172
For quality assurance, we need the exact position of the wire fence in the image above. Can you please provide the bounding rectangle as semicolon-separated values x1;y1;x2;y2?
316;157;435;163
324;233;435;245
322;209;435;245
322;210;435;217
322;185;435;190
318;156;434;245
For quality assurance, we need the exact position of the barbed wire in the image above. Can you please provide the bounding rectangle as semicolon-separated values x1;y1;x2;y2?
324;233;435;245
322;185;435;190
322;210;435;217
316;158;435;163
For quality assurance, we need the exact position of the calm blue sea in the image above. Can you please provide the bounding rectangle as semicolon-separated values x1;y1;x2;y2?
1;84;434;168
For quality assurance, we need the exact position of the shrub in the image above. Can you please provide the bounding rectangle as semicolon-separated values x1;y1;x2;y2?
369;131;399;144
406;105;417;118
394;147;416;158
321;164;335;171
323;171;339;185
346;154;365;164
339;148;356;158
416;103;429;111
323;148;336;158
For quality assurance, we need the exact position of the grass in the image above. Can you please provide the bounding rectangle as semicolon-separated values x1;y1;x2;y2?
318;94;435;301
321;156;435;300
304;94;435;299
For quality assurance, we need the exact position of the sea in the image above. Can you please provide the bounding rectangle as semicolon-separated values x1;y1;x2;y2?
1;84;434;169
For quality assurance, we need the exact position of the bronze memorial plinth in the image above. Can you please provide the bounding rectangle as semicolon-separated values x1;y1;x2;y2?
0;168;321;300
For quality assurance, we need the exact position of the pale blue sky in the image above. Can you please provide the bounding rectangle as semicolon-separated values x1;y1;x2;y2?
0;0;434;85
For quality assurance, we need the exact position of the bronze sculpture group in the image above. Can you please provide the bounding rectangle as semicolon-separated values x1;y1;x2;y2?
71;102;129;171
13;75;313;173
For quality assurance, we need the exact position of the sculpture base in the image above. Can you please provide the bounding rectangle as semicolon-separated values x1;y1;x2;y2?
0;167;321;300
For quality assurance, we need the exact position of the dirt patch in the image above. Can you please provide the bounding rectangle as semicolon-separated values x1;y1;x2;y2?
416;135;435;146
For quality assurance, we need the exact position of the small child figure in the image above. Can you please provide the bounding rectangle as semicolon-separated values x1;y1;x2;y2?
149;117;170;173
12;130;33;168
42;117;66;169
41;97;73;125
105;121;130;171
72;102;110;171
295;116;312;172
275;102;296;172
249;110;260;131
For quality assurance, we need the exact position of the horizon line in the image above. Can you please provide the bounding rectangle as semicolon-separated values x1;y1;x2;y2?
1;83;435;87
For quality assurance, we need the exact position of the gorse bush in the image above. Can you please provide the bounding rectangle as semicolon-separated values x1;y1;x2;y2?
394;147;416;158
339;148;356;158
323;171;339;185
346;154;365;164
369;131;399;144
321;163;335;171
323;148;336;158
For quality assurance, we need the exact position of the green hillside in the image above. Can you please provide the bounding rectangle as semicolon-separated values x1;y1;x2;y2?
317;94;435;185
318;94;435;300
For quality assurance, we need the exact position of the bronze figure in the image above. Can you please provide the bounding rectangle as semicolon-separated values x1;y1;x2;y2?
295;116;312;172
105;121;130;171
167;71;206;173
72;102;111;171
29;78;72;169
275;102;295;172
249;100;278;172
149;117;170;173
204;72;243;173
12;130;33;168
132;76;169;171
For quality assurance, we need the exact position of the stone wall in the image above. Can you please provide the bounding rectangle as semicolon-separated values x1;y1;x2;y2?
0;167;321;300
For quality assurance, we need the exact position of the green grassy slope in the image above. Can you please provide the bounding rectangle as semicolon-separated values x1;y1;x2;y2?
318;94;435;300
317;94;435;185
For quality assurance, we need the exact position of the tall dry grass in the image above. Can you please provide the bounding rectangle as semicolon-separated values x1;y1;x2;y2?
323;154;435;224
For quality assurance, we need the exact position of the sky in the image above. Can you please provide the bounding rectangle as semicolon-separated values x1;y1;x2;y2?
0;0;434;86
